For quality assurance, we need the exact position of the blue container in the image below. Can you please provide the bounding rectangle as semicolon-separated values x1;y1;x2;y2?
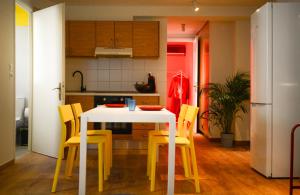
125;97;131;106
128;99;136;111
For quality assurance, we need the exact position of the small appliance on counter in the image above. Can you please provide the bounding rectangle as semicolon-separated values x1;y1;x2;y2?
134;73;156;93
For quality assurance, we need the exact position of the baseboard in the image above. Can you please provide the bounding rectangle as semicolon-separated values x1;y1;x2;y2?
0;159;14;171
208;137;221;142
234;140;250;146
206;136;250;146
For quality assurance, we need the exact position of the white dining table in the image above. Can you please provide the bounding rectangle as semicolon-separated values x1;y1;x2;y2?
79;105;176;195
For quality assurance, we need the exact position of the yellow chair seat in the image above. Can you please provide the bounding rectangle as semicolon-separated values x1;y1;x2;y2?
71;103;112;178
148;105;200;193
79;129;112;136
147;105;189;178
148;130;180;137
66;135;106;145
151;136;190;145
52;105;106;193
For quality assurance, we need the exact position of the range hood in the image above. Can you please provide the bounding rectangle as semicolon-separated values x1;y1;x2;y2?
95;47;133;57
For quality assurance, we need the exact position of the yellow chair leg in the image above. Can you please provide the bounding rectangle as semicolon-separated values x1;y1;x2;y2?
186;147;192;176
190;144;200;193
65;145;76;176
181;146;190;177
108;133;112;169
103;143;108;181
147;135;152;177
75;146;80;167
106;135;109;168
98;143;104;192
51;145;64;192
150;143;157;192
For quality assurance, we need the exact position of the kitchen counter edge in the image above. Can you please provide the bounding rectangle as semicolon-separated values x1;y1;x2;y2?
65;92;160;97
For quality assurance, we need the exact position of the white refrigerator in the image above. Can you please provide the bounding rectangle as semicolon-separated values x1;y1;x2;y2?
250;2;300;177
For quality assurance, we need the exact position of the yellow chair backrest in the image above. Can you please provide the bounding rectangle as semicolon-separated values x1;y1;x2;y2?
177;104;189;137
71;103;83;135
58;105;76;142
183;105;199;142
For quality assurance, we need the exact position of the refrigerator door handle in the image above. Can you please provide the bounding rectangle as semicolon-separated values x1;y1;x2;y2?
251;103;272;106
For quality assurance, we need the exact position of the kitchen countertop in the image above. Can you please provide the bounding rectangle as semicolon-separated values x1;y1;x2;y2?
65;91;160;96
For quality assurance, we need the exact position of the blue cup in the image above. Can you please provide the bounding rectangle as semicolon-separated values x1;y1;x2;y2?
125;98;131;106
128;99;136;111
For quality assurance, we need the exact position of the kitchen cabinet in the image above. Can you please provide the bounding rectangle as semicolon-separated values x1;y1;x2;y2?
65;95;94;129
66;20;159;58
132;96;160;139
133;21;159;58
68;21;95;57
96;21;132;48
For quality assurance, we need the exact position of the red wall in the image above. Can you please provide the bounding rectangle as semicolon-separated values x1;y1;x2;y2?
166;42;194;111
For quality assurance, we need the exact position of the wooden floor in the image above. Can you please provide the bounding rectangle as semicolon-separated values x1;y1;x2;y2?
0;135;299;195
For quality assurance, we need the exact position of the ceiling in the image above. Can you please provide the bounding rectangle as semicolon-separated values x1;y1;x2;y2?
27;0;268;38
168;17;207;38
30;0;268;6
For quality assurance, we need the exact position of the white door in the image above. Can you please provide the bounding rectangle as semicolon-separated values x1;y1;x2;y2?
32;3;65;158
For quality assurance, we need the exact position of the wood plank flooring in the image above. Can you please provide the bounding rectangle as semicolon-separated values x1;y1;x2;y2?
0;134;299;195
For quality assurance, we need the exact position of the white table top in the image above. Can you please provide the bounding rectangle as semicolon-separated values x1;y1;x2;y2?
79;105;176;195
82;106;175;123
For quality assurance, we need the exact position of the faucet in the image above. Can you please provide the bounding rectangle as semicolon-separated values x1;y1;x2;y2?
72;70;86;92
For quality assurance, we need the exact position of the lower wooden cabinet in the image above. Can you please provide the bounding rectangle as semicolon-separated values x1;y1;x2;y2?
132;95;160;139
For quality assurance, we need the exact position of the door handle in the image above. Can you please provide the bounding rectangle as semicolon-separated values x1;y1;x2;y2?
52;83;62;101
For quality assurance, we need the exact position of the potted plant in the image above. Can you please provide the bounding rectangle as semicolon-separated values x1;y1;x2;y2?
200;72;250;147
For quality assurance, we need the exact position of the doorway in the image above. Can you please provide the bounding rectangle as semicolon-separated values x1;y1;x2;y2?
15;3;31;158
166;39;199;131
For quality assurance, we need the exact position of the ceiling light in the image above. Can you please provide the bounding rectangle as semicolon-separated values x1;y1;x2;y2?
193;0;199;12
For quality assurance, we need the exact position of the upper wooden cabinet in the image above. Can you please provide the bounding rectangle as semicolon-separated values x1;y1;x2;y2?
68;21;95;57
95;21;114;48
133;21;159;58
66;20;159;58
96;21;132;48
115;21;133;48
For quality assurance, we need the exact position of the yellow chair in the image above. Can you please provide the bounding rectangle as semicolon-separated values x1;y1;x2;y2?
70;103;112;178
149;105;200;192
51;105;107;192
147;104;190;177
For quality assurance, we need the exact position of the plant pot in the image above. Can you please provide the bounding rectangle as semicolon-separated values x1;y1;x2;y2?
221;133;233;147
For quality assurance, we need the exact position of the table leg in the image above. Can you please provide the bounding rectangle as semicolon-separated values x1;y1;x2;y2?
79;116;87;195
167;115;176;195
155;123;159;130
101;122;106;130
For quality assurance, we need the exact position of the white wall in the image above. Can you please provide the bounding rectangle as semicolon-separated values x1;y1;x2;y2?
234;20;250;141
208;20;250;141
0;0;15;166
209;21;235;138
16;26;30;106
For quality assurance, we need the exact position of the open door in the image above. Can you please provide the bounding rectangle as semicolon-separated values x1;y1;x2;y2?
32;3;65;158
198;39;210;135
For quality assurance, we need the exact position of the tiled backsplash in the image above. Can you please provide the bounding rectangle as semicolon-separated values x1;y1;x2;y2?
66;57;167;94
